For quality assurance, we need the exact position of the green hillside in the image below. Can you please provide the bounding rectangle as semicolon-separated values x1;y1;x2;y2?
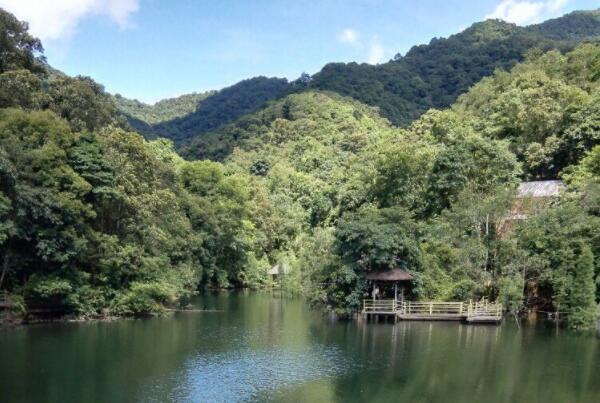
118;9;600;148
117;76;293;143
309;10;600;126
112;92;214;139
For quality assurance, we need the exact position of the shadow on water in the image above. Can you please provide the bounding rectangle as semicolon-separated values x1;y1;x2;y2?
1;291;599;403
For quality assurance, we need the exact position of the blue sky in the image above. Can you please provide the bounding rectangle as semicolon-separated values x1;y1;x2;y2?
1;0;598;103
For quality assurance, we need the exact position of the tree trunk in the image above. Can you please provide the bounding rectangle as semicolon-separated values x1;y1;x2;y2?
0;251;10;290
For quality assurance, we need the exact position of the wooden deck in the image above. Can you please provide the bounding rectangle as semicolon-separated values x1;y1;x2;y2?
363;299;502;324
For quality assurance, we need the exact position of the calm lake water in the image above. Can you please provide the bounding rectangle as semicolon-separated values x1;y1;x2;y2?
1;291;599;403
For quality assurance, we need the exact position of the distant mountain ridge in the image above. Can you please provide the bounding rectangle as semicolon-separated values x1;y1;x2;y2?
115;76;293;143
112;92;214;139
114;9;600;150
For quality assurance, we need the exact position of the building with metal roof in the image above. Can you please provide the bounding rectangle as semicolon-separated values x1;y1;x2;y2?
516;180;564;198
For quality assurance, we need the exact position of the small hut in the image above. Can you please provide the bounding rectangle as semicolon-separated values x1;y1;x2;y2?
365;269;414;302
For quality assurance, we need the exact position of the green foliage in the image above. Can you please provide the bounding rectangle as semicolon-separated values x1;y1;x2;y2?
568;245;597;330
0;8;45;74
448;279;482;301
497;275;524;313
46;75;117;132
7;294;25;315
527;10;600;40
0;69;45;109
425;134;520;215
112;92;213;139
113;10;600;156
117;77;292;143
2;7;600;329
27;276;73;299
335;206;420;272
308;14;600;127
513;197;600;329
563;145;600;186
113;92;212;125
0;107;204;316
179;160;255;287
457;45;600;178
113;282;179;316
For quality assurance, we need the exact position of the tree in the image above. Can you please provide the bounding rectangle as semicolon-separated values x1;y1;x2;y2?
179;160;254;287
335;206;420;272
46;76;117;132
426;134;520;215
0;69;45;109
0;8;45;74
568;245;597;330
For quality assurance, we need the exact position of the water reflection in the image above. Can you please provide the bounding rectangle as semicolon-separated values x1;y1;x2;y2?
1;292;599;403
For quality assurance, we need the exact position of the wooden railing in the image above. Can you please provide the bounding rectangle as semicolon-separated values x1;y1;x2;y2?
467;300;502;318
363;299;397;313
399;301;465;315
362;298;503;321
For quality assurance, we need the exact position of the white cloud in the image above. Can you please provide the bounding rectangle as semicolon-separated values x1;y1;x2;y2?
0;0;140;41
337;28;360;45
485;0;570;25
367;39;384;64
336;28;385;64
546;0;569;13
486;1;544;25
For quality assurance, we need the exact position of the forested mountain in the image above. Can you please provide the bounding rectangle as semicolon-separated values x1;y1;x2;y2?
117;9;600;149
112;92;214;139
528;9;600;40
117;76;293;143
310;9;600;126
1;8;600;330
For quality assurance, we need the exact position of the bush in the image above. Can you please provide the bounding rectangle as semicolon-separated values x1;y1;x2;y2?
448;279;482;301
112;282;178;316
497;275;524;313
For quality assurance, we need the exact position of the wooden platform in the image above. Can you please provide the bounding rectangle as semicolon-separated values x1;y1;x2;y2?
363;299;503;324
396;313;464;321
466;315;503;324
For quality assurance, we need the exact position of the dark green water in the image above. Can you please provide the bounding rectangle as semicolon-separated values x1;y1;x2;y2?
1;291;599;403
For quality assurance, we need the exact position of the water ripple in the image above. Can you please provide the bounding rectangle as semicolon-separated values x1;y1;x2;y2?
160;344;353;402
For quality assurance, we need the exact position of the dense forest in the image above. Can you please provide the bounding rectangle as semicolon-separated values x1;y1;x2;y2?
1;8;600;330
112;92;214;139
310;10;600;126
118;10;600;152
117;76;295;144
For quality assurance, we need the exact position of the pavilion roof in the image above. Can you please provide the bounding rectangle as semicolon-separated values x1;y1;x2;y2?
365;269;413;281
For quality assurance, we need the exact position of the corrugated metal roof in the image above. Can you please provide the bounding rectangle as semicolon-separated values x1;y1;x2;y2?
516;180;564;198
365;269;414;281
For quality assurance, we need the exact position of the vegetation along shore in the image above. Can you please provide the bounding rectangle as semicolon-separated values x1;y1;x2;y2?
1;7;600;331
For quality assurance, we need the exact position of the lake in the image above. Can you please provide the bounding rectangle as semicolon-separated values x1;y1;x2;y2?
1;291;599;403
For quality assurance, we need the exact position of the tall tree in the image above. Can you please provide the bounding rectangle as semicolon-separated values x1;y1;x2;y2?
0;8;44;74
568;245;597;330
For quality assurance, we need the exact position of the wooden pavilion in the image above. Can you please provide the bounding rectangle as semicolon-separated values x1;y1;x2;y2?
365;268;414;302
361;270;503;323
